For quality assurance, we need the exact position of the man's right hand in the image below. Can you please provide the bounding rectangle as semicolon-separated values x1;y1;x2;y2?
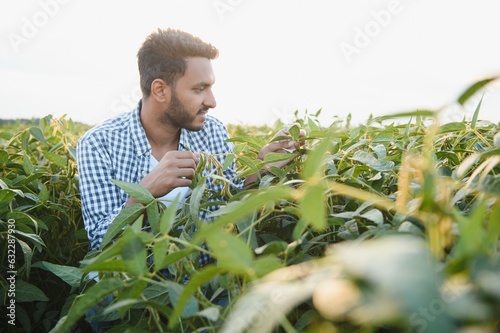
126;151;199;206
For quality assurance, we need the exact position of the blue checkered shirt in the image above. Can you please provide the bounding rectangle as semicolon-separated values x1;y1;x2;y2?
77;102;243;264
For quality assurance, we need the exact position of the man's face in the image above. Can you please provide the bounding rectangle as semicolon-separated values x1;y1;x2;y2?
162;57;217;131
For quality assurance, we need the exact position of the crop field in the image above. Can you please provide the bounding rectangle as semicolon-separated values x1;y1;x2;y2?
1;79;499;333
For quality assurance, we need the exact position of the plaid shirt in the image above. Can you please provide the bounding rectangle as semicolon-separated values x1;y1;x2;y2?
77;101;242;262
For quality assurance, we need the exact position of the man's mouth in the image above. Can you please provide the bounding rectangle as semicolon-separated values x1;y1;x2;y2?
198;109;209;116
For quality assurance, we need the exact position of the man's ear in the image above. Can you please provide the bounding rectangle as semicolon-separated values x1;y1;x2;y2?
150;79;171;103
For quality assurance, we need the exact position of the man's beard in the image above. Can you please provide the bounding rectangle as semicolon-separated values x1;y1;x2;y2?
162;92;206;132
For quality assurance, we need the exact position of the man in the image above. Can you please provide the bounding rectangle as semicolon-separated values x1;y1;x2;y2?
77;28;301;255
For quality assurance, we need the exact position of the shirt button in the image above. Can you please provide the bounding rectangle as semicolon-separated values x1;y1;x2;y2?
141;171;148;176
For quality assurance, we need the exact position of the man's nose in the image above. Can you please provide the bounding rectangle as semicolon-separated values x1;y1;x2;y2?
204;90;216;109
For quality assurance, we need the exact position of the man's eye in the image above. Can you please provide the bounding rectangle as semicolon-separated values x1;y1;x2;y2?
194;87;205;92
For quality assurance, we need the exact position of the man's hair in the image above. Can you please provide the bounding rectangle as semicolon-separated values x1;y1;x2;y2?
137;28;219;97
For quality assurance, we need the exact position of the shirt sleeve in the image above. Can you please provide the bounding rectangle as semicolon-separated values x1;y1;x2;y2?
76;134;127;250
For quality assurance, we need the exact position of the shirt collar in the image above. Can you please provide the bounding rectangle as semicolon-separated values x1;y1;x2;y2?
131;100;152;157
178;128;190;151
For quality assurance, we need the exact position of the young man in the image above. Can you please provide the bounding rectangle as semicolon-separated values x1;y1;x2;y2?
77;28;301;255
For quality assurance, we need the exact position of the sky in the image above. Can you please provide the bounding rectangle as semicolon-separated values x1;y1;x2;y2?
1;0;500;128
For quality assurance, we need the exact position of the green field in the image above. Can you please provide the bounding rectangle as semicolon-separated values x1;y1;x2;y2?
1;79;499;333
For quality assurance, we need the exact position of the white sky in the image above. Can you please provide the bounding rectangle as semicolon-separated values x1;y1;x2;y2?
1;0;499;127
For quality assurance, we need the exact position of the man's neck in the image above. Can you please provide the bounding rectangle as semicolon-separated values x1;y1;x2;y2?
140;98;180;159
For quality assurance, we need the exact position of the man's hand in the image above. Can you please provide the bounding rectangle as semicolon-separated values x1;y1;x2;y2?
244;126;306;187
258;127;306;169
126;151;199;206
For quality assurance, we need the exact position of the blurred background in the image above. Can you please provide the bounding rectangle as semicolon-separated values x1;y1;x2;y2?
1;0;499;127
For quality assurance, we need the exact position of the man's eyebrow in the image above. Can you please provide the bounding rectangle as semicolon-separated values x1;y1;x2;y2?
194;80;215;87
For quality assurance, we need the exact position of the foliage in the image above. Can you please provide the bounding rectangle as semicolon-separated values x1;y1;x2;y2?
0;116;90;332
1;78;499;333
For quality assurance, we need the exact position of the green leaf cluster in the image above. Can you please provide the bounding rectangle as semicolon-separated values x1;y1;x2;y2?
3;78;500;333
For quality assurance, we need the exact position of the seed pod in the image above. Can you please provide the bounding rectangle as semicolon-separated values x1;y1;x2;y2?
190;152;206;189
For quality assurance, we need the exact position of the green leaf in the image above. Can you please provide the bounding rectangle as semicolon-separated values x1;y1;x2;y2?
205;230;254;274
166;281;199;319
486;205;500;248
471;94;483;129
351;151;395;172
121;229;147;276
8;210;41;232
457;76;499;105
159;198;179;234
38;183;49;203
153;238;170;272
143;284;170;304
223;153;236;170
238;155;264;178
112;180;155;204
42;151;67;167
115;278;148;317
22;154;33;175
168;266;223;328
16;280;49;302
439;122;466;133
83;259;126;273
338;220;360;240
101;299;142;318
372;110;436;122
32;261;83;287
14;230;45;251
0;189;17;210
263;152;294;163
157;248;195;269
251;255;283;278
455;152;481;180
254;241;288;255
303;135;331;179
189;182;205;223
100;203;144;250
235;214;259;250
17;239;33;277
360;209;384;225
288;123;301;138
452;202;486;258
494;132;500;147
300;183;327;230
50;278;124;333
29;127;46;143
146;202;160;234
82;241;123;270
0;150;8;164
292;217;309;240
307;116;320;132
60;294;77;318
371;144;387;159
0;131;13;141
200;186;293;236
